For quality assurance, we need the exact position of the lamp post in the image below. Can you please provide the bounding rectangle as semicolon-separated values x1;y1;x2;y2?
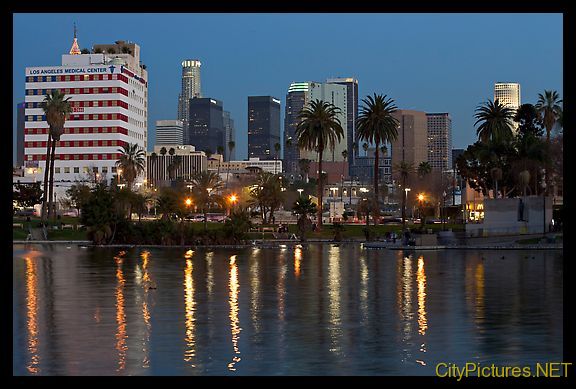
442;191;447;230
228;193;238;216
297;188;304;197
403;188;411;230
541;168;546;236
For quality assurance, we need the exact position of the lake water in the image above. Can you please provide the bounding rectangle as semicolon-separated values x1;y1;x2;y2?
12;243;563;376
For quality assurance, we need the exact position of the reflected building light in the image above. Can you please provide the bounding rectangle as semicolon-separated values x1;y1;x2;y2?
250;250;261;333
277;250;287;321
417;256;428;337
475;262;485;323
294;246;302;278
359;255;369;321
400;255;413;343
25;257;40;375
184;258;196;366
228;257;241;371
328;245;343;355
206;252;214;296
185;249;194;259
115;255;127;372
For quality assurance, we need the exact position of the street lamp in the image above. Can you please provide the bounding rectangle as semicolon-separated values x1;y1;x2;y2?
297;188;304;197
404;188;411;227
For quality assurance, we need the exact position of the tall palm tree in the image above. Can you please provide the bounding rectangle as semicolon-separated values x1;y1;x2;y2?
417;161;432;179
395;161;414;231
226;140;235;188
295;99;345;230
474;99;515;144
40;90;72;221
116;143;146;190
535;90;562;194
298;158;311;183
356;93;399;222
189;171;224;231
274;142;281;174
168;155;182;180
341;150;348;202
149;152;158;186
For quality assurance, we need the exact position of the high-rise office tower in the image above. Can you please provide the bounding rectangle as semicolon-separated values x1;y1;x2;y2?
155;120;183;146
188;98;224;155
223;110;236;161
494;82;521;131
284;81;347;176
326;77;358;175
16;102;25;167
426;113;452;172
248;96;281;160
178;59;202;143
390;110;428;170
24;34;147;186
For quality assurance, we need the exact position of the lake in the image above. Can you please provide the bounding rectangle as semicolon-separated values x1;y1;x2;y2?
12;243;563;376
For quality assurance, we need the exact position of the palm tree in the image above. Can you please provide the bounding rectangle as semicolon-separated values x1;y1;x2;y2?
159;146;167;156
149;152;158;186
40;90;72;221
356;94;399;223
274;142;281;174
295;99;345;230
474;99;515;144
298;158;311;183
362;142;369;155
417;161;432;179
217;145;224;176
189;171;224;231
535;90;562;194
116;143;146;190
226;141;235;188
292;196;317;242
341;150;348;202
395;161;414;231
168;155;182;180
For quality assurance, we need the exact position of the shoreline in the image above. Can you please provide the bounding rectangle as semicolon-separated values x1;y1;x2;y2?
13;240;563;250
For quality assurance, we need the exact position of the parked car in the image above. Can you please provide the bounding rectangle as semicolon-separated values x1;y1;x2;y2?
15;208;36;217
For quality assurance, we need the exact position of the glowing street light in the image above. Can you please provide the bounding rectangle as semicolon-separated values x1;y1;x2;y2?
228;194;238;205
185;198;192;207
297;188;304;196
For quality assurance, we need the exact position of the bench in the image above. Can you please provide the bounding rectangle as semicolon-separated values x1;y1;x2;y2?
13;223;24;229
76;224;85;230
61;224;74;230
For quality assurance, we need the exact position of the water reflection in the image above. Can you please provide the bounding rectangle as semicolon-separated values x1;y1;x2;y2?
228;255;241;371
358;254;369;321
416;256;428;365
25;257;40;374
294;246;302;278
114;252;127;372
328;245;342;355
249;249;261;334
140;250;152;368
184;251;196;366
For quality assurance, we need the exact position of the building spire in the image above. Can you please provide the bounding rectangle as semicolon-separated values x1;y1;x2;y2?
69;23;81;55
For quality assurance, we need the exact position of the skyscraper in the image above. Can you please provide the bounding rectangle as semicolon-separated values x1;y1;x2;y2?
223;110;236;161
494;82;521;130
390;110;428;170
16;102;25;168
188;98;224;155
284;82;309;174
178;59;202;143
326;77;358;175
24;34;148;187
426;113;453;172
248;96;281;160
155;120;183;146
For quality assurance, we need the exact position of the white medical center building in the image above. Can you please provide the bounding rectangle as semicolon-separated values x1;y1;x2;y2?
23;32;148;194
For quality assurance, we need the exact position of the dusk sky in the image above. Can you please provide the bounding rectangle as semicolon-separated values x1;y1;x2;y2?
13;13;563;162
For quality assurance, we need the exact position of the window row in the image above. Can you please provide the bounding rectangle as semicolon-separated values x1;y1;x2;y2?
25;100;129;109
26;113;129;122
25;140;127;148
26;153;123;161
26;87;128;96
54;166;116;174
26;74;129;83
25;126;128;135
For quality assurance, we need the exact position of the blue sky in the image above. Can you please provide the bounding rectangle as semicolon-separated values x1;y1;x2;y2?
13;13;563;162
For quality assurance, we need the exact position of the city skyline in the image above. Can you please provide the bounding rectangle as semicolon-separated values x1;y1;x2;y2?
12;13;563;163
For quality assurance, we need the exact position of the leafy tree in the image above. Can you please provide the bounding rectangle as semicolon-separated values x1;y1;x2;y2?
80;184;118;245
249;172;283;224
189;171;224;231
514;103;544;138
13;182;43;210
296;99;345;230
66;183;91;217
535;90;562;193
80;48;90;54
223;207;253;243
298;158;311;183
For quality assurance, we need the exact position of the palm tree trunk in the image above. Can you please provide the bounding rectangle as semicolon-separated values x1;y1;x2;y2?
48;138;57;220
401;175;406;231
317;150;323;230
373;141;380;224
41;135;52;222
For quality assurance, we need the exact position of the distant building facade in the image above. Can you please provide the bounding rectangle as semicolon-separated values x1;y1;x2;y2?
188;97;224;155
223;110;236;161
178;59;202;143
494;82;521;131
426;113;452;171
146;144;207;187
390;109;428;173
326;77;358;175
248;96;281;160
16;102;25;167
155;120;183;146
